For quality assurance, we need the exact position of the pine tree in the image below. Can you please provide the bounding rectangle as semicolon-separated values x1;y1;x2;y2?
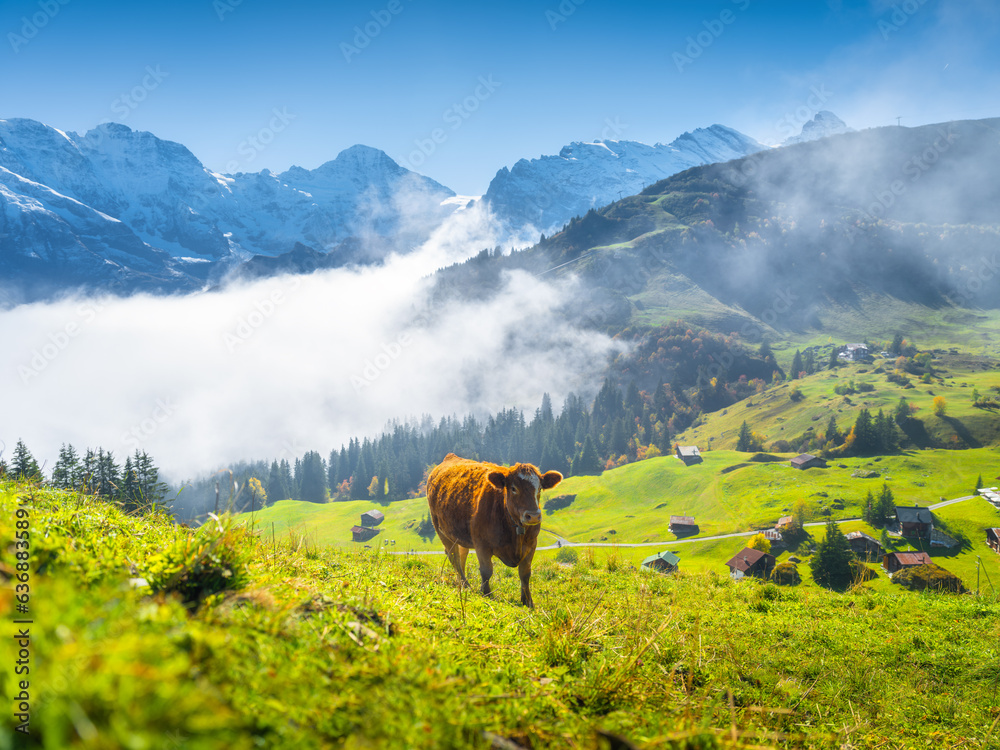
736;421;753;452
975;473;983;495
852;409;876;454
299;451;328;503
791;350;804;379
809;519;855;589
874;409;897;452
894;397;910;424
803;349;816;374
573;435;602;476
824;415;842;446
876;483;896;527
861;489;876;525
51;443;81;489
10;439;42;481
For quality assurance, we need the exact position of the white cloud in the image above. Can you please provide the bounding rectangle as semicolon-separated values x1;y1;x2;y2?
1;204;617;480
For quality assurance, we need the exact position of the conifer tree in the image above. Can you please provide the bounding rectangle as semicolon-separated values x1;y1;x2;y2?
51;443;81;489
10;439;42;481
736;421;753;452
809;519;855;589
791;350;804;379
573;435;602;476
803;349;816;374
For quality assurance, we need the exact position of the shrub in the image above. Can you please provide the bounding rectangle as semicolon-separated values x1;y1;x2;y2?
892;563;967;594
145;515;252;607
555;546;579;564
771;561;801;586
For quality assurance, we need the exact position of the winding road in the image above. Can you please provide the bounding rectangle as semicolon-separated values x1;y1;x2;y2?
395;495;981;555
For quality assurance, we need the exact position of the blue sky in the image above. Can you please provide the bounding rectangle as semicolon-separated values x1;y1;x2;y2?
3;0;998;195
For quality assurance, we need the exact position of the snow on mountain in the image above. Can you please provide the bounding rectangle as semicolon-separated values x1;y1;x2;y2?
782;111;853;146
0;118;457;299
482;125;768;237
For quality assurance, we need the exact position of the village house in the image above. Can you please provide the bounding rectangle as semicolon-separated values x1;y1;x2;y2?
838;343;870;362
987;528;1000;554
361;509;385;528
846;530;883;561
675;445;702;466
775;515;794;530
725;547;776;580
669;515;698;535
641;551;680;574
790;453;827;470
895;505;934;539
351;525;381;543
883;550;932;574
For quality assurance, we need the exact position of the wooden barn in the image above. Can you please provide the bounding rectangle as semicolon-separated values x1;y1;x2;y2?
790;453;827;470
351;525;381;543
675;445;702;466
987;528;1000;554
846;530;883;560
669;515;698;535
725;548;776;580
895;505;934;539
775;515;794;530
884;551;931;574
641;551;680;574
360;509;385;528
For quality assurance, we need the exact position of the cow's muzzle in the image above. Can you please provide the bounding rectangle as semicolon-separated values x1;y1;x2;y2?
520;510;541;526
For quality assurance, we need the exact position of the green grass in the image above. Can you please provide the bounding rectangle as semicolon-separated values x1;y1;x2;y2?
3;481;1000;749
679;353;1000;454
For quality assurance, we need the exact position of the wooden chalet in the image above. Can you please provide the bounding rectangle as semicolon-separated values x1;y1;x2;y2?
351;525;381;543
846;530;883;561
669;515;698;534
641;551;680;574
883;550;932;574
775;515;794;530
895;505;933;539
360;509;385;528
675;445;702;466
725;548;776;580
987;528;1000;554
762;528;784;544
790;453;826;470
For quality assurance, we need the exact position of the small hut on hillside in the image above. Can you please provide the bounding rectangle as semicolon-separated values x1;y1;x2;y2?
351;525;381;543
641;551;680;574
361;509;385;528
675;446;702;466
725;548;775;580
884;551;931;574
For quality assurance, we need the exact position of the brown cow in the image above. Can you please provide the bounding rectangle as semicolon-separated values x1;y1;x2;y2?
427;453;562;608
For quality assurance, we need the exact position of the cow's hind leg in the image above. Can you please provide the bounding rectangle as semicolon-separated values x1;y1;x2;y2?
438;530;470;588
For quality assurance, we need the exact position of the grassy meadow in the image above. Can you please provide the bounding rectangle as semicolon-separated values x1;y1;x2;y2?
2;481;1000;750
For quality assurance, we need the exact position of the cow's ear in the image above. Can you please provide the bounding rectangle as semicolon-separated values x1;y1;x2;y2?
487;471;506;490
541;471;563;490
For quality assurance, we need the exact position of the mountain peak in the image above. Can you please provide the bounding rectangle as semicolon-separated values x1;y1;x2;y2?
783;111;852;146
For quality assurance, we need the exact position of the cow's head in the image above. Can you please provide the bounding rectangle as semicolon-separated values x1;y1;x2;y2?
488;463;562;529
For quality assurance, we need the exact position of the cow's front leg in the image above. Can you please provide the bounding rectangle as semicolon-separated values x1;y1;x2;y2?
477;550;495;598
518;552;535;608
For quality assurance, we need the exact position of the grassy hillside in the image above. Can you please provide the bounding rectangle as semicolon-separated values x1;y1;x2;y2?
677;353;1000;454
3;481;999;749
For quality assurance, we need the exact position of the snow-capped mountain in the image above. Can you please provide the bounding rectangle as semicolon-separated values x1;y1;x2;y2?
0;118;456;300
782;111;853;146
482;125;768;237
